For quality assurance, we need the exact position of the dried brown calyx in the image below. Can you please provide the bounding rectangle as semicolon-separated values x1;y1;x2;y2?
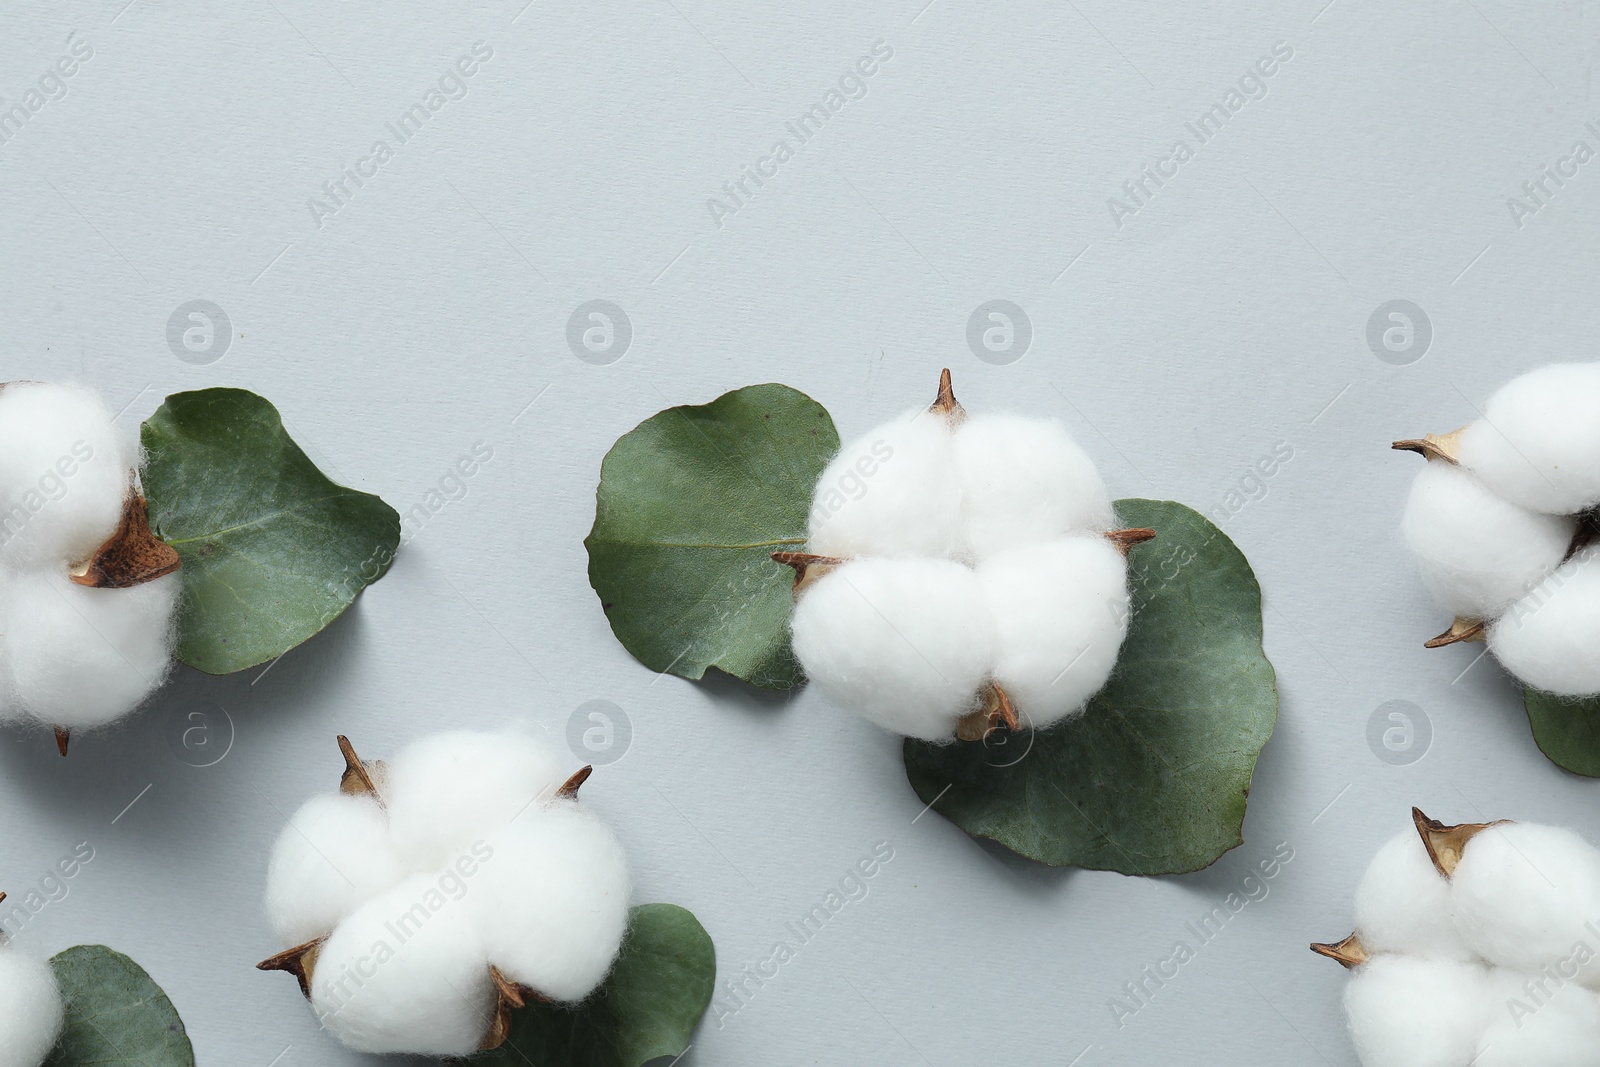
1424;617;1486;649
481;965;553;1050
257;937;324;997
1309;932;1369;969
257;735;594;1051
69;491;181;589
929;367;966;425
47;493;182;757
1411;806;1507;878
955;682;1019;741
1392;427;1465;465
771;552;845;597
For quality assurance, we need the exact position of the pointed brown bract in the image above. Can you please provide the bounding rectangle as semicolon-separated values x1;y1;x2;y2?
1391;428;1464;465
955;682;1020;741
257;937;326;998
929;368;966;425
772;551;844;597
1412;807;1508;877
69;492;181;589
479;965;552;1051
1425;617;1486;648
1105;528;1157;556
53;728;69;757
1309;932;1369;970
337;735;385;804
556;765;592;799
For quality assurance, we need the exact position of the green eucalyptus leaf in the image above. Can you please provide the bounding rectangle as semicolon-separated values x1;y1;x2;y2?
585;384;838;689
903;499;1278;874
475;903;715;1067
43;944;193;1067
140;388;401;674
1525;690;1600;776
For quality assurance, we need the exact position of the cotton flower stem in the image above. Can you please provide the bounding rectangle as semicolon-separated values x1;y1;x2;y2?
1391;428;1464;465
772;551;844;596
556;765;592;799
256;936;325;998
1105;528;1157;555
1412;807;1507;877
53;728;69;757
1424;617;1486;648
336;735;385;806
68;491;181;588
1309;932;1369;969
956;682;1020;741
929;368;966;425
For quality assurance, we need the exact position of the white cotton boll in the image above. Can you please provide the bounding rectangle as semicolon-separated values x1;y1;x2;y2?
977;536;1128;728
1451;821;1600;984
1474;970;1600;1067
790;558;995;740
4;569;178;730
0;381;134;568
954;414;1116;559
806;409;961;560
1487;548;1600;697
1353;828;1474;961
384;730;570;871
467;801;631;1003
1399;461;1575;620
309;874;494;1056
1456;363;1600;514
265;793;408;946
0;945;64;1067
1343;956;1487;1067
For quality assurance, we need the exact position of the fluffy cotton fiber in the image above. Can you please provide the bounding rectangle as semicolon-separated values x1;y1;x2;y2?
979;537;1129;728
793;389;1132;741
1475;970;1600;1067
1488;549;1600;698
1400;462;1574;621
0;942;65;1067
1451;822;1600;984
1343;956;1486;1067
266;729;631;1057
807;408;961;560
0;382;133;568
0;381;177;737
1456;363;1600;515
1353;828;1472;961
1336;816;1600;1067
790;558;995;740
954;415;1116;558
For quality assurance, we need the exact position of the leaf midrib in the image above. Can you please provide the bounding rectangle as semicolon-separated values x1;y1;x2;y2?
160;491;358;544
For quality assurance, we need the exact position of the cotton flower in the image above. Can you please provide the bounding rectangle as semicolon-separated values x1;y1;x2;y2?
0;382;180;752
0;920;64;1067
260;731;630;1057
1395;363;1600;697
784;370;1148;742
1315;809;1600;1067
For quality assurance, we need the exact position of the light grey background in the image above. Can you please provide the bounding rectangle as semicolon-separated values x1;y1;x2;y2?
1;0;1597;1063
